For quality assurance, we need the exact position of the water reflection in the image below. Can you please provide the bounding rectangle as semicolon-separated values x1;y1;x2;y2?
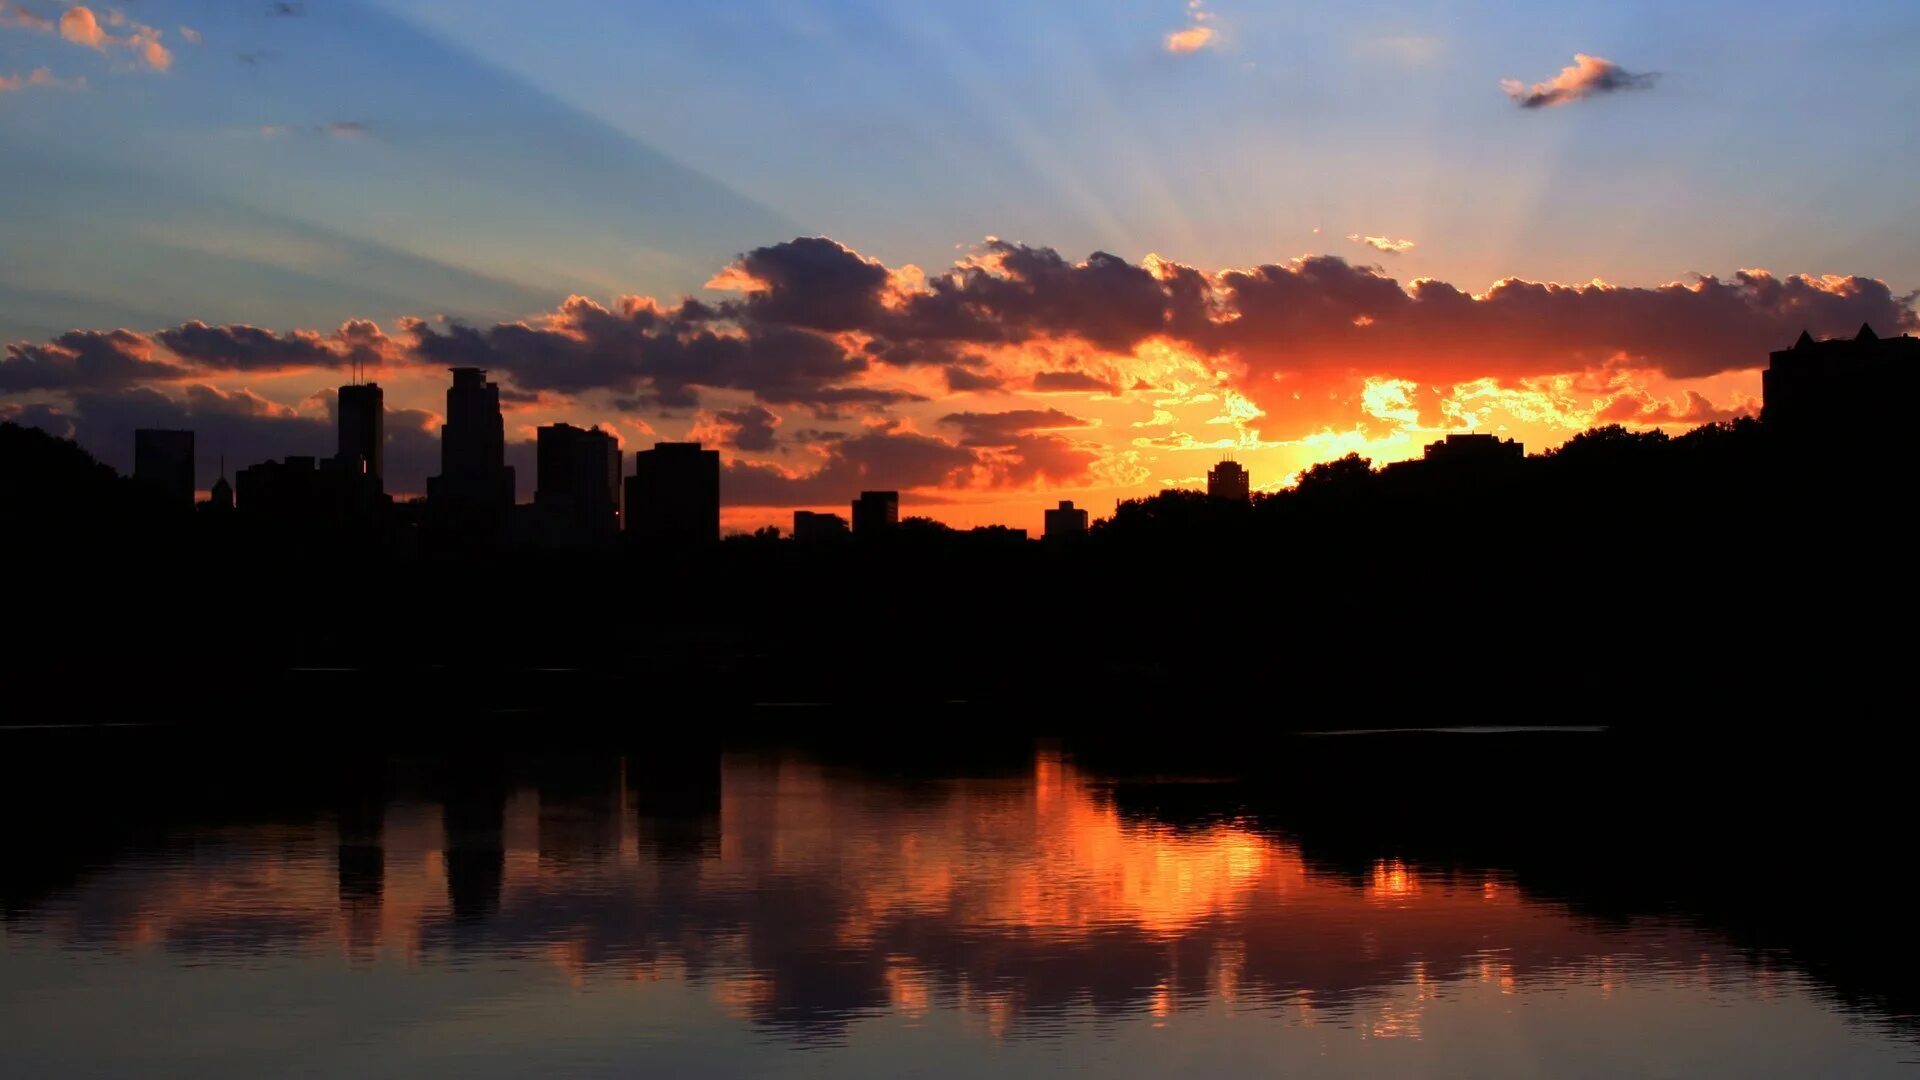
1;742;1914;1076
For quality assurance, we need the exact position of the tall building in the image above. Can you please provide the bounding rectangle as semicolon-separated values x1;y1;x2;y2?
336;382;384;489
627;442;721;544
133;428;194;510
792;509;850;542
428;368;515;521
1765;324;1920;439
1208;459;1250;502
852;490;899;536
535;423;622;543
235;455;322;521
1044;499;1089;541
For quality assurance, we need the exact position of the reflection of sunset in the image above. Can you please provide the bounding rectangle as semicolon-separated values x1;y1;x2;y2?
1;750;1851;1047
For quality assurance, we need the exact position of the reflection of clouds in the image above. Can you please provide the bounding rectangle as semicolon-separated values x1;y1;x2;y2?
11;752;1740;1041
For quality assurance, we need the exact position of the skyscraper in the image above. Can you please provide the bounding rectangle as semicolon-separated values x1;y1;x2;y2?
428;368;515;522
535;423;622;543
792;510;850;542
1044;499;1089;541
627;442;720;544
133;428;194;510
1207;459;1250;502
336;382;384;489
852;490;900;536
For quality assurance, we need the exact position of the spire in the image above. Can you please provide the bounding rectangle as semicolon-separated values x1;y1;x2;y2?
1794;329;1815;349
1856;322;1879;342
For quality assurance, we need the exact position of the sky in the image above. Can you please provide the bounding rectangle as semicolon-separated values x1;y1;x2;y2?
4;0;1918;531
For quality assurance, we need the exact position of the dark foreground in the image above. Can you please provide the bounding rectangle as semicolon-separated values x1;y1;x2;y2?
1;729;1914;1077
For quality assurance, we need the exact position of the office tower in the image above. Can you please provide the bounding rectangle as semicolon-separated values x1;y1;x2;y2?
1207;459;1250;502
535;423;622;543
626;442;721;544
1044;499;1089;541
1422;433;1524;465
133;429;194;510
428;368;515;520
336;382;385;489
852;490;900;536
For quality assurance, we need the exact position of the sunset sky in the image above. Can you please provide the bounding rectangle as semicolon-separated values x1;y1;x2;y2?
5;0;1918;531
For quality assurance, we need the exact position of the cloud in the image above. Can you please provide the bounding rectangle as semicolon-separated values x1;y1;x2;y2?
708;405;781;452
324;120;367;138
1030;371;1118;395
939;408;1092;446
181;26;202;46
0;2;51;31
45;5;171;72
57;6;103;48
1502;54;1655;109
7;234;1912;489
722;429;983;507
1166;0;1216;54
1348;234;1415;255
268;2;306;16
1;65;82;92
1596;386;1755;427
1166;27;1214;54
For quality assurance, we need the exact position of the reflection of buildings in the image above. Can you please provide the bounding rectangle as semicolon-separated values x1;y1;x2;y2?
337;782;385;949
428;367;515;522
1208;459;1249;502
792;510;850;542
133;428;194;510
535;757;624;869
535;423;622;544
1764;324;1920;439
626;441;720;544
441;776;507;926
852;490;899;536
1044;500;1088;541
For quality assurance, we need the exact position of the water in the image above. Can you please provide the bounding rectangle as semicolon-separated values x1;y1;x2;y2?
1;739;1913;1077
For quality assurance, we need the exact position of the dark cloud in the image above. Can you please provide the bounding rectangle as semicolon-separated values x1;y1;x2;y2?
404;298;918;412
944;366;1005;393
1;330;185;393
715;405;780;452
268;2;306;16
1502;54;1657;109
1029;371;1118;394
939;408;1092;446
155;321;344;372
721;430;981;507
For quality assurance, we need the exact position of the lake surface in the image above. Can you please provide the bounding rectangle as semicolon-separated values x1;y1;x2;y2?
1;737;1914;1077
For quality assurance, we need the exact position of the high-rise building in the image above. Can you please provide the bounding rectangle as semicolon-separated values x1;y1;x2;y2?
535;423;622;543
336;382;385;489
792;509;850;542
1044;499;1089;541
852;490;900;536
626;442;721;544
235;455;321;521
133;428;194;510
428;368;515;521
1207;459;1250;502
1765;324;1920;440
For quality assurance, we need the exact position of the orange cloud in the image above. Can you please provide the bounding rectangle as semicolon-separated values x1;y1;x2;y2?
1502;54;1655;109
47;5;171;72
1166;26;1214;54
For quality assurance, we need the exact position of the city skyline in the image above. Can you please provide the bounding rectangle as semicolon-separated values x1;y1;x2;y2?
6;1;1919;531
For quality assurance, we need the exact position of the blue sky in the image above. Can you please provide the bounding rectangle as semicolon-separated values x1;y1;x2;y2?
7;0;1918;340
5;0;1918;527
